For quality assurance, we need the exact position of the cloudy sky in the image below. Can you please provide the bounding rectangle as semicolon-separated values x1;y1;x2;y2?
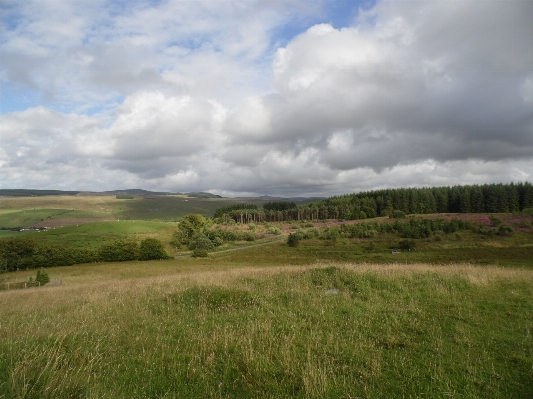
1;0;532;197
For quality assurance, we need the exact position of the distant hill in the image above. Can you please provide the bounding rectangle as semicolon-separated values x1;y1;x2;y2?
186;192;222;199
0;189;180;197
101;189;177;196
0;189;80;197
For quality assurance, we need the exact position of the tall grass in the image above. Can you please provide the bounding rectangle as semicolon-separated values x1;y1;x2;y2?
1;263;532;398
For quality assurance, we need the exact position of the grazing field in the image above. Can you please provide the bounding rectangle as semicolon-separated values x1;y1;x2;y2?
1;261;532;398
21;220;178;250
1;196;532;397
0;195;250;228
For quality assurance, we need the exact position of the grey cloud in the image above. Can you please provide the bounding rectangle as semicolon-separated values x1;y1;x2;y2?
223;1;533;176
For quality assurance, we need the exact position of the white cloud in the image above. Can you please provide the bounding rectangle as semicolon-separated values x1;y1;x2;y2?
1;1;532;196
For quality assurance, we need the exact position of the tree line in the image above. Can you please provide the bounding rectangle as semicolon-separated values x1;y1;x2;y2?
0;237;169;272
214;183;533;223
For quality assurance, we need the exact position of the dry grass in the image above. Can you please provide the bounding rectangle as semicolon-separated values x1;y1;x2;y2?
1;261;532;398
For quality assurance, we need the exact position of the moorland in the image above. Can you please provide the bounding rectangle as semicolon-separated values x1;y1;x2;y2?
1;185;532;398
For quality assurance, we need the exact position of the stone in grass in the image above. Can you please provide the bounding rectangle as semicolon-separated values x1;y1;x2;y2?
325;289;338;295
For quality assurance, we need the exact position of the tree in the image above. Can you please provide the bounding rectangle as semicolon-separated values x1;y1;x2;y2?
287;233;300;247
35;269;50;285
139;238;169;260
187;233;214;251
174;214;207;246
98;240;139;262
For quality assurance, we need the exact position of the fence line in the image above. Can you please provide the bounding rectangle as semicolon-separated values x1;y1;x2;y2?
0;278;62;291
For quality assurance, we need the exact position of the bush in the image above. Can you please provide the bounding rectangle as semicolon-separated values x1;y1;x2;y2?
489;215;502;227
188;233;214;251
321;227;339;242
287;233;300;247
497;225;514;236
399;239;416;251
35;269;50;285
267;227;282;235
98;240;139;262
139;238;169;260
243;232;256;242
212;237;224;247
390;210;406;219
192;249;208;258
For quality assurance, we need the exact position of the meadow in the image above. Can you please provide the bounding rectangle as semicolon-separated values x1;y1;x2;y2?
1;195;533;398
1;261;532;398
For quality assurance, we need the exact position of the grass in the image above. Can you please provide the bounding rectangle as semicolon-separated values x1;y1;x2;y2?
1;262;532;398
0;195;252;225
20;220;178;251
1;202;532;396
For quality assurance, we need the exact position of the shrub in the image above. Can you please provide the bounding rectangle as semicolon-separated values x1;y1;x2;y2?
497;225;514;236
212;237;224;247
489;215;502;227
267;227;282;235
98;240;139;262
139;238;169;260
192;249;208;258
35;269;50;285
287;233;300;247
399;239;416;250
321;227;339;242
188;233;214;251
243;232;256;242
390;210;406;219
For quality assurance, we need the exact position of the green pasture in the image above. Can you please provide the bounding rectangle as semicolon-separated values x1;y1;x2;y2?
1;263;532;398
211;234;533;269
0;195;262;225
107;196;251;221
0;209;98;228
21;220;177;250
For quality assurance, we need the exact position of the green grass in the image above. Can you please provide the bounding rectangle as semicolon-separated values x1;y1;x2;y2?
0;209;79;228
22;220;177;250
211;232;533;269
107;196;256;221
1;263;532;398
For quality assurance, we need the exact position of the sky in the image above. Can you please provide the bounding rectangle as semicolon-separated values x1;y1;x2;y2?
1;0;532;197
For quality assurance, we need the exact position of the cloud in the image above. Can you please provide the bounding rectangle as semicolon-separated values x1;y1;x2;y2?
1;1;532;196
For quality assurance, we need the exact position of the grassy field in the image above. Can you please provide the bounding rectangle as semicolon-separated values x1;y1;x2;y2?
1;261;532;398
1;198;532;397
0;195;259;227
20;220;178;250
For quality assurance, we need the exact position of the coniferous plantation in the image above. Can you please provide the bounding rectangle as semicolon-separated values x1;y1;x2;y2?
1;183;533;398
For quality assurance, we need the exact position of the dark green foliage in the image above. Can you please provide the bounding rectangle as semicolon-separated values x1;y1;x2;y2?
391;210;406;218
213;203;257;218
173;214;207;246
287;233;300;247
139;238;169;260
489;215;503;227
497;225;514;236
98;240;139;262
399;239;416;250
0;238;98;271
35;269;50;285
191;248;208;258
188;233;214;251
242;232;256;242
263;201;297;212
